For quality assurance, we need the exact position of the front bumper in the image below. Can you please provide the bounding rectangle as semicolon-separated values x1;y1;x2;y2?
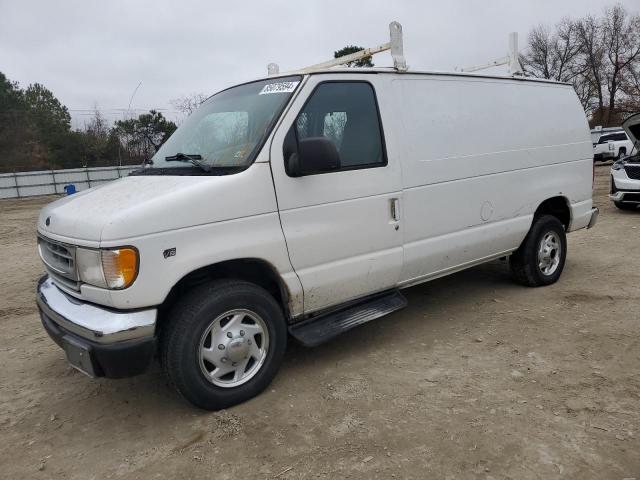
37;276;157;378
610;191;640;204
610;173;640;204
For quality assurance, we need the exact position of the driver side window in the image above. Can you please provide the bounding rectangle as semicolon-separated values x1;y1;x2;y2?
292;82;386;171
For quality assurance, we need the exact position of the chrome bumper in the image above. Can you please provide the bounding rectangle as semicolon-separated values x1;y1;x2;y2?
610;192;624;201
36;276;156;344
587;207;599;229
610;192;640;203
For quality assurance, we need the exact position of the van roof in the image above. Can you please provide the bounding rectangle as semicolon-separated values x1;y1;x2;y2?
266;67;572;87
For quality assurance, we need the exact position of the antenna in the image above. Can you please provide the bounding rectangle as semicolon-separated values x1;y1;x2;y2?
268;21;407;76
460;32;523;76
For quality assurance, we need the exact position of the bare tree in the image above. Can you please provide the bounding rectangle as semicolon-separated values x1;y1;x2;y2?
85;107;109;143
601;4;640;124
554;18;585;83
171;93;208;117
521;25;555;79
521;19;583;83
524;4;640;126
619;61;640;116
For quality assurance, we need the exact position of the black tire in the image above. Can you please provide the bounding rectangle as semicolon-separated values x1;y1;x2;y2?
617;148;626;160
161;279;287;410
509;215;567;287
614;201;637;211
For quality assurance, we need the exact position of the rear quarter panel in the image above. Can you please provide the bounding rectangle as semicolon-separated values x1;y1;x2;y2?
385;75;592;283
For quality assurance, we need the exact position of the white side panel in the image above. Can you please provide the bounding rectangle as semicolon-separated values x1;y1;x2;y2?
388;75;593;283
392;76;593;188
400;160;591;282
97;212;303;316
278;193;403;310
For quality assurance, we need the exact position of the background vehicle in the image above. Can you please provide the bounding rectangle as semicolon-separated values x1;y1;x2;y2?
610;113;640;210
593;130;634;161
35;26;598;409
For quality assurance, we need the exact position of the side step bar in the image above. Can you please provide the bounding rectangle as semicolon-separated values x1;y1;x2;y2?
289;290;408;347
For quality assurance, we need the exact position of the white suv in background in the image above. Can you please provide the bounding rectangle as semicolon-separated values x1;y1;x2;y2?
610;113;640;211
594;130;634;162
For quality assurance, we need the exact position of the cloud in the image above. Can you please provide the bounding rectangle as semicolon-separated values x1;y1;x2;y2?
1;0;636;127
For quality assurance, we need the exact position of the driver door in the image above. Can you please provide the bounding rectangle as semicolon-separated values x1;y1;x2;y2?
269;76;403;314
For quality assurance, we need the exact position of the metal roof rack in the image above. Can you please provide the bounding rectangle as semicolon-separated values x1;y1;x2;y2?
268;21;407;76
459;32;524;76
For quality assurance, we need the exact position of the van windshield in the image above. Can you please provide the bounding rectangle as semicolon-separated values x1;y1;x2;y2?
150;76;301;171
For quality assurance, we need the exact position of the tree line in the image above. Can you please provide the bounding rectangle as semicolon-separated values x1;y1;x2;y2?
0;72;177;173
521;3;640;126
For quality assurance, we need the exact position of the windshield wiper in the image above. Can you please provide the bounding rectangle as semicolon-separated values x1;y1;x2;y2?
165;153;211;172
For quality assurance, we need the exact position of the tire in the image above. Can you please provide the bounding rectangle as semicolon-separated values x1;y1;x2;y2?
161;279;287;410
617;148;626;160
509;215;567;287
614;201;637;211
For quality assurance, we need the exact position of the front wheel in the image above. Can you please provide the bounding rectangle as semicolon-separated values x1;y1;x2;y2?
509;215;567;287
161;280;287;410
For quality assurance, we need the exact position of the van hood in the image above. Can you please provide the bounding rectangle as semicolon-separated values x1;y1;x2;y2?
622;113;640;147
37;165;276;243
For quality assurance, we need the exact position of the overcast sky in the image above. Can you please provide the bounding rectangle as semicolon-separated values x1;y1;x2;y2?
1;0;638;128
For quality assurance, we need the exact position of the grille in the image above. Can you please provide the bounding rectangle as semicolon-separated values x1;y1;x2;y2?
622;192;640;203
624;164;640;180
38;236;80;290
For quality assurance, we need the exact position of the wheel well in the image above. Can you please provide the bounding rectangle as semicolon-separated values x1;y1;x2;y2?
534;196;570;230
159;259;290;323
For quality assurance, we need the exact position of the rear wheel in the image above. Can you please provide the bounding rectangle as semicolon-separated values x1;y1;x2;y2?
161;280;287;410
509;215;567;287
617;148;627;160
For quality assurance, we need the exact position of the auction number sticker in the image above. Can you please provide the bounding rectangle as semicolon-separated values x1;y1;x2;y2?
259;81;300;95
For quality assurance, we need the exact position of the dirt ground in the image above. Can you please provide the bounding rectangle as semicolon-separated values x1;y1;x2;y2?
0;165;639;479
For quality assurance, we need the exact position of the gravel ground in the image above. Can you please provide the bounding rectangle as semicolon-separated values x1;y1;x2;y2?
0;164;639;479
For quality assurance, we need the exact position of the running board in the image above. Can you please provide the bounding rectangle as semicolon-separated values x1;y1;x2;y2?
289;290;408;347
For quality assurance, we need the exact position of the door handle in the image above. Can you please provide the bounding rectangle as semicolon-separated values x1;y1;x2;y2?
390;198;400;222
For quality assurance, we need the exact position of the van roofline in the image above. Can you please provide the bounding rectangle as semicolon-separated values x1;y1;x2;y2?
263;68;572;87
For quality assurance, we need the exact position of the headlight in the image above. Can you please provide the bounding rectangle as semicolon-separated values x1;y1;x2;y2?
76;247;139;289
612;161;625;171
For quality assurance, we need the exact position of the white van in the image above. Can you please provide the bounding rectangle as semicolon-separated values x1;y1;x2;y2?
35;49;598;409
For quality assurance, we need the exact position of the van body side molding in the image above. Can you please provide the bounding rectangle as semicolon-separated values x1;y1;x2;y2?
289;290;407;347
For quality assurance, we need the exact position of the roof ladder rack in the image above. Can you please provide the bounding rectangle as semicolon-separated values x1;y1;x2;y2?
268;21;407;76
460;32;524;76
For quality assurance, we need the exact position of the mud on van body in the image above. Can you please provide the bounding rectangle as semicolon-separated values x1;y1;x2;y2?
36;68;598;409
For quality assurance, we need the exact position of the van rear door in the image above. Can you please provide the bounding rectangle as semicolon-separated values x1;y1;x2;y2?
269;76;403;314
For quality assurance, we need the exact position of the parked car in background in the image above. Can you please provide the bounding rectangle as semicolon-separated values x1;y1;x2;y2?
590;126;625;145
610;113;640;211
594;130;634;162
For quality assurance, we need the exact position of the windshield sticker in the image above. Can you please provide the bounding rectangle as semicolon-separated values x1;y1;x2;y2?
259;81;300;95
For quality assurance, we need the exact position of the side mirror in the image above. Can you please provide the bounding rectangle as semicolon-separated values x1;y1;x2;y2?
287;137;341;177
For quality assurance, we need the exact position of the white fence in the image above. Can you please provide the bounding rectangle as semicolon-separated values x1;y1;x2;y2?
0;166;139;199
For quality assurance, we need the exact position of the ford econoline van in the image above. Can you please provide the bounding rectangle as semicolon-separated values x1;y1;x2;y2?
36;61;598;409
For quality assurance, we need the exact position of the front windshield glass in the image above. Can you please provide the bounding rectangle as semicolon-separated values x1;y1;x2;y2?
151;76;301;170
